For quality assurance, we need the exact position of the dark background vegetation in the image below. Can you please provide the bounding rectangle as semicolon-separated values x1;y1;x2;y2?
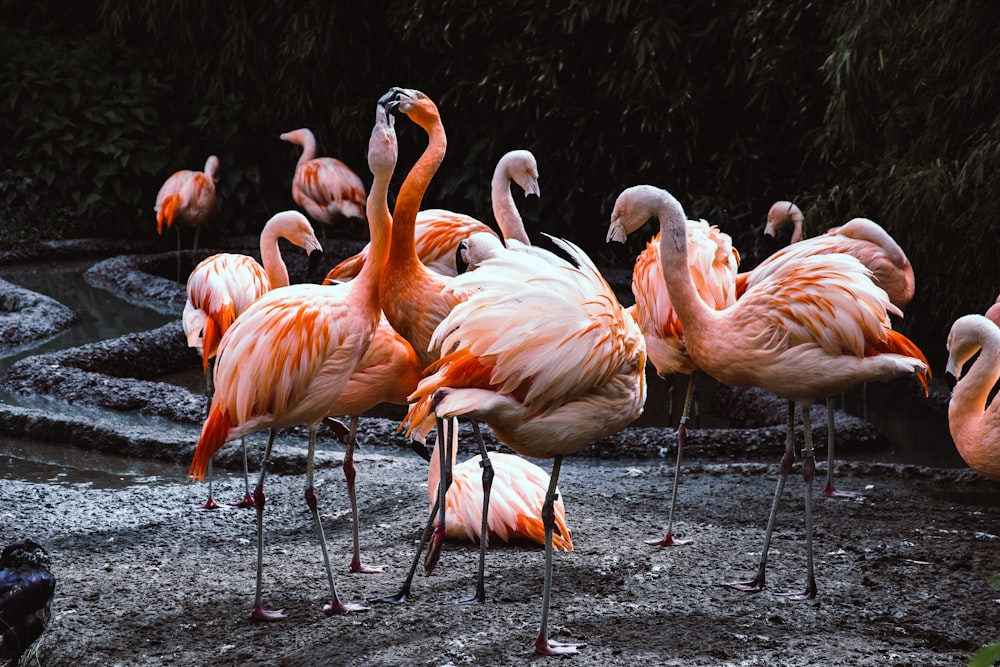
1;0;998;367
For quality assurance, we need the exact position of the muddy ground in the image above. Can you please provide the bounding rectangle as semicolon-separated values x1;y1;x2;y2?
4;441;999;667
1;240;999;666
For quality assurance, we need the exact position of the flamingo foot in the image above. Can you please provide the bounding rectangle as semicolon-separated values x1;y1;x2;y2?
200;496;221;510
780;583;817;601
349;558;387;574
724;575;765;592
231;493;256;508
823;483;859;499
371;587;412;605
322;599;369;615
534;636;584;656
424;523;445;574
250;605;286;621
644;532;692;547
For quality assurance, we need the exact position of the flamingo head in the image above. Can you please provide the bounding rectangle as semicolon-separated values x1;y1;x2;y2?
379;87;439;129
764;200;804;243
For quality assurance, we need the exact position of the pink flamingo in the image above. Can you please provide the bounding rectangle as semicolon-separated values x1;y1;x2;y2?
280;127;366;235
745;209;916;497
154;155;219;279
404;233;646;655
189;102;397;620
183;210;322;509
626;221;740;546
608;184;929;599
946;314;1000;481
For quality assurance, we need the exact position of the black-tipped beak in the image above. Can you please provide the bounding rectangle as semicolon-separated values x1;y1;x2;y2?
378;87;403;111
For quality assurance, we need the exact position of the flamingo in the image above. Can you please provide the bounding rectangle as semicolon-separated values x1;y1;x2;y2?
404;233;646;655
182;210;323;509
945;314;1000;481
626;222;740;547
607;184;929;599
154;155;219;280
428;438;573;551
0;540;55;667
280;127;367;236
983;293;1000;327
189;101;397;620
326;148;539;281
763;200;805;245
744;211;916;497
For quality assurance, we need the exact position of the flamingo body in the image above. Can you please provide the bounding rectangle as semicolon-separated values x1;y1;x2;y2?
946;314;1000;481
154;155;219;236
281;128;366;226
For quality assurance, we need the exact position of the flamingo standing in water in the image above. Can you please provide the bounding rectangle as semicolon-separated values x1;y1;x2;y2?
946;314;1000;481
183;210;322;509
744;208;916;497
154;155;219;280
608;184;929;599
404;233;646;655
189;102;397;620
626;221;740;546
326;149;539;281
280;127;367;237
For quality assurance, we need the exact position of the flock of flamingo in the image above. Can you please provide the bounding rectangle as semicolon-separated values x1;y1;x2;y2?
149;86;999;656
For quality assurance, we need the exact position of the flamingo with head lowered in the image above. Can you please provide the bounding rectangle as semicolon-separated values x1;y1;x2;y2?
946;314;1000;481
608;184;929;600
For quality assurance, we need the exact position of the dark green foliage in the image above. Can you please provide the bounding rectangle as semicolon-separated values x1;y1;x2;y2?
0;0;996;362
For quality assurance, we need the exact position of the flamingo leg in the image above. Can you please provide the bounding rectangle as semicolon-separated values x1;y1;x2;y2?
343;416;386;574
302;426;368;616
726;400;796;592
459;421;493;605
783;403;819;600
534;456;583;655
823;396;859;499
424;416;455;575
231;437;256;508
251;429;285;621
199;362;220;510
372;495;440;605
646;372;696;547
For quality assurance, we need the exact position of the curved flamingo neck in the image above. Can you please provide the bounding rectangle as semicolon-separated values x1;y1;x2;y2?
352;161;393;300
492;156;530;245
389;120;446;261
654;193;715;341
951;324;1000;437
258;220;291;289
296;130;317;166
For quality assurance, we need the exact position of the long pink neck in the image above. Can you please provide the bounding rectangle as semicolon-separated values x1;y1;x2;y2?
259;222;290;289
655;193;715;345
492;156;530;245
297;131;317;167
950;325;1000;468
352;161;393;303
389;120;446;262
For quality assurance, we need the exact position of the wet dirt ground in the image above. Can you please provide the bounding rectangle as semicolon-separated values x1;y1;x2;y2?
2;240;999;666
4;439;999;667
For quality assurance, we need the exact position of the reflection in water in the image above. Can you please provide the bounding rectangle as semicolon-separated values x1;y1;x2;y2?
0;434;184;488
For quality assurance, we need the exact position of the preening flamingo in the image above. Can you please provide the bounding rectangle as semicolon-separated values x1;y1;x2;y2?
427;435;573;551
182;210;322;509
607;184;929;599
404;234;646;655
744;211;916;497
763;200;805;245
626;222;740;546
946;314;1000;481
154;155;219;279
0;540;55;667
189;102;398;620
280;127;367;236
325;148;539;281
